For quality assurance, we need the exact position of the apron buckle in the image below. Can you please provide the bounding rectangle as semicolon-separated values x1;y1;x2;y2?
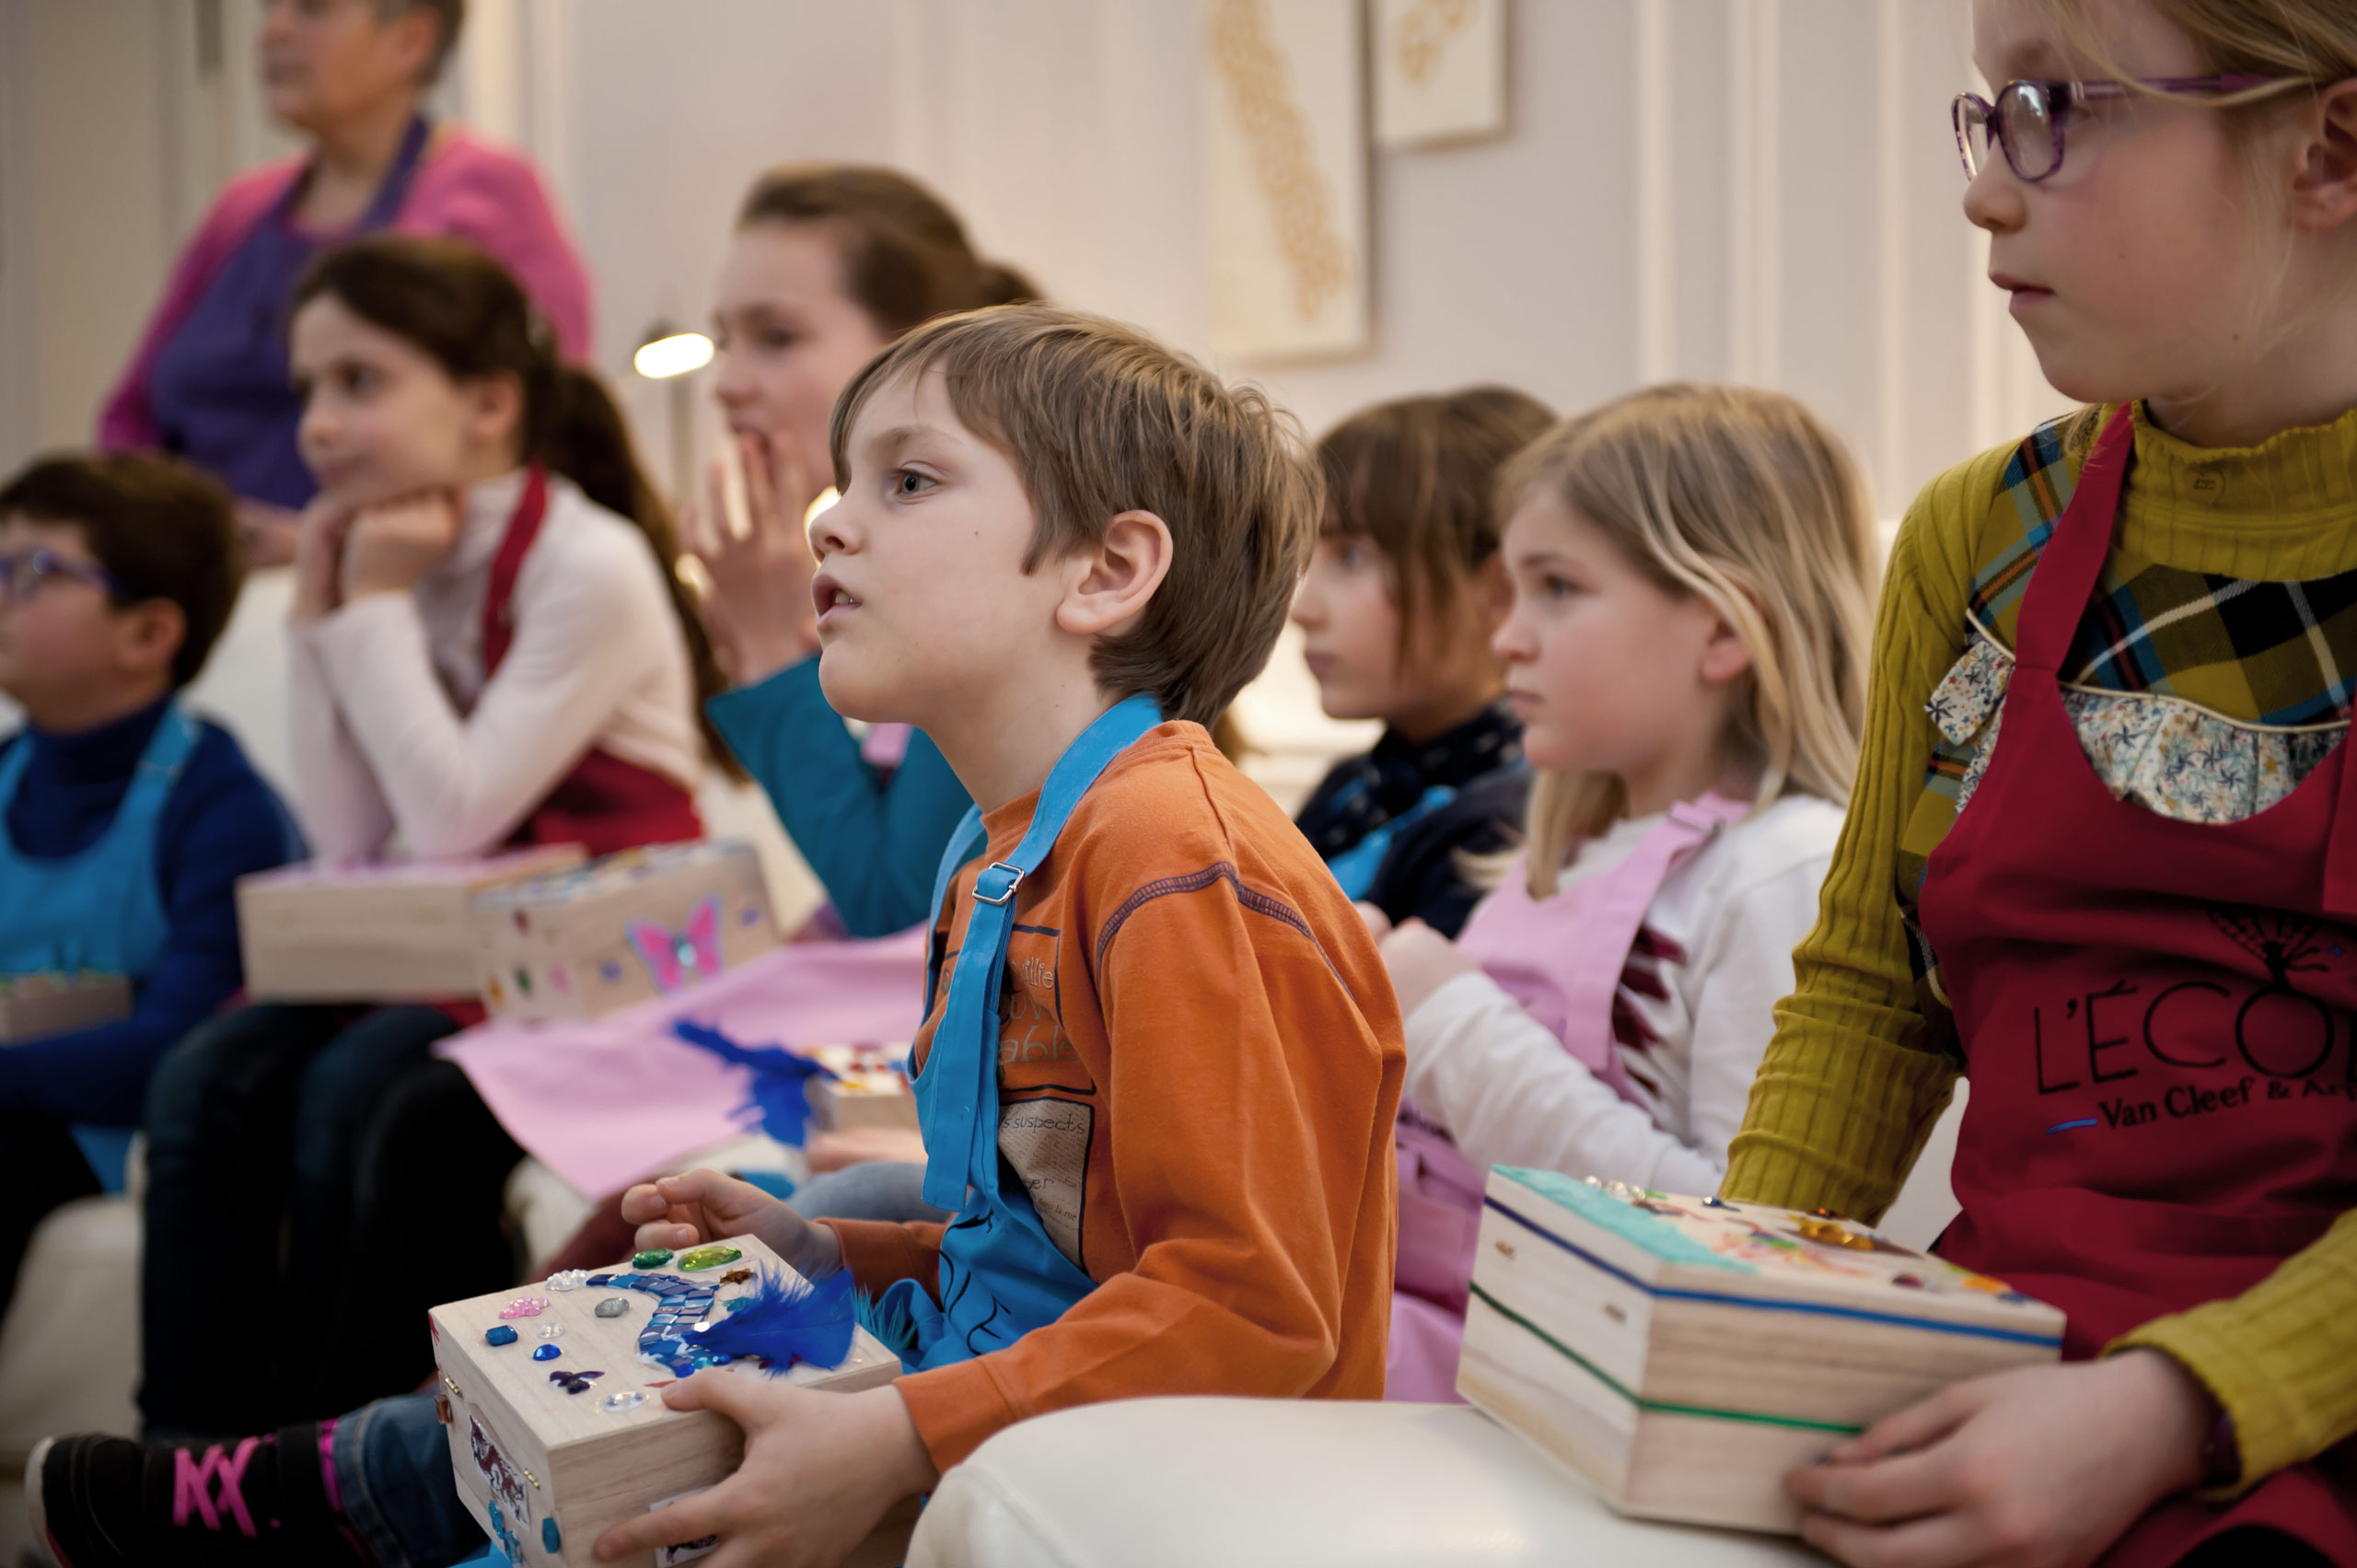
974;862;1025;906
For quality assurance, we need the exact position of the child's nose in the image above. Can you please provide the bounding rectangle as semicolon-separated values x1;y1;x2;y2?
1290;575;1323;627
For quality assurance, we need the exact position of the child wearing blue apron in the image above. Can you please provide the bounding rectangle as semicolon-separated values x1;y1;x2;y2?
0;453;298;1313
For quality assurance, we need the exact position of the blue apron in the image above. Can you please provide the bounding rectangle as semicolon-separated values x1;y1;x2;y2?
0;701;201;1188
868;695;1163;1371
145;116;434;508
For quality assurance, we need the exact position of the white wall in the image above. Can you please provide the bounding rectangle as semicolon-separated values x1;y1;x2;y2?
3;0;2074;810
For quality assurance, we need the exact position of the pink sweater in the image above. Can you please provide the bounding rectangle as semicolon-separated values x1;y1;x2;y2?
100;128;593;450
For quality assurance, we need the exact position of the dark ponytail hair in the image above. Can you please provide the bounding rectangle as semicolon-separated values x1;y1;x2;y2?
736;164;1041;338
292;234;738;778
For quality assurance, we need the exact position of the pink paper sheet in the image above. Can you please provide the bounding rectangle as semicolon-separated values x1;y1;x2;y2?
438;927;927;1198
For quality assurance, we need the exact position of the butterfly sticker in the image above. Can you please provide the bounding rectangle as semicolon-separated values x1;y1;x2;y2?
548;1369;606;1396
626;896;726;994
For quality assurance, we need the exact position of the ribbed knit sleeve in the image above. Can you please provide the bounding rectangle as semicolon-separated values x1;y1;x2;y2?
1721;428;2357;1490
1720;444;2012;1218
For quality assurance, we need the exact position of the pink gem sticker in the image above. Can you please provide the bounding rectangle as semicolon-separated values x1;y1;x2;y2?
498;1296;550;1320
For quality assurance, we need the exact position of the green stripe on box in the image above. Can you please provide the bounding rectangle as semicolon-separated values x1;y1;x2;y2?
1468;1281;1864;1436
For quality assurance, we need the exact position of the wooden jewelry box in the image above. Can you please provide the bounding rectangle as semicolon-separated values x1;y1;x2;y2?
429;1233;905;1566
236;846;587;1003
0;971;131;1042
1457;1167;2065;1534
473;840;780;1023
804;1044;919;1135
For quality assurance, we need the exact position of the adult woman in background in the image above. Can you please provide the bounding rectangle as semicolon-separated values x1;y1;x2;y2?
100;0;590;564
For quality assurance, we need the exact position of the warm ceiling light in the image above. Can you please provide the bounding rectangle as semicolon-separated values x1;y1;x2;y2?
633;331;714;379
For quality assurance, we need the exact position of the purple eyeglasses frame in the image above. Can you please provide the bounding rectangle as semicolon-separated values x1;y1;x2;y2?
0;547;133;607
1953;74;2291;183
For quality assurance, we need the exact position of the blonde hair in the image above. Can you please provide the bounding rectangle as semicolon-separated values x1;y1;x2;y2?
2030;1;2353;98
830;304;1320;728
1498;385;1878;897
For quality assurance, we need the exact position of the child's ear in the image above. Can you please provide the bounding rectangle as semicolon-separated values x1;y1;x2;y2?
113;599;186;684
1696;604;1754;687
464;373;528;455
2291;78;2357;234
1055;510;1173;638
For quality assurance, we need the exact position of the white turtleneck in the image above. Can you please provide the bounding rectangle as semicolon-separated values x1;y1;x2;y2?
287;470;701;862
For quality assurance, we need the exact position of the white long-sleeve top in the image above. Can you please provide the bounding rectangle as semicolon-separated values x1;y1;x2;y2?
1401;793;1842;1195
288;470;702;863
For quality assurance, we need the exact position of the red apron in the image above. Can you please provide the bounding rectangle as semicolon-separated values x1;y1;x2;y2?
482;469;702;858
1917;410;2357;1563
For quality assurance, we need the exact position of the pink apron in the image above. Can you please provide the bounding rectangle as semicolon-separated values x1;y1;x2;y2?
1388;792;1750;1400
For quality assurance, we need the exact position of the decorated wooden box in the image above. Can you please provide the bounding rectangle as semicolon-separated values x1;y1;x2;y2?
472;840;780;1022
237;847;587;1004
430;1233;905;1566
0;971;131;1042
805;1044;919;1134
1457;1167;2065;1535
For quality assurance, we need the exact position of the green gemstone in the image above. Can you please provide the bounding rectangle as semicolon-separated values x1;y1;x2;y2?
679;1245;743;1272
631;1249;674;1270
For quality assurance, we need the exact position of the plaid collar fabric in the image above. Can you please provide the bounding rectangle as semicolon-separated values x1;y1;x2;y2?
1967;415;2357;729
1295;700;1522;862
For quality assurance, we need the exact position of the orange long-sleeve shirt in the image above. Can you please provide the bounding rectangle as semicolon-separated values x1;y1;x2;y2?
822;720;1404;1469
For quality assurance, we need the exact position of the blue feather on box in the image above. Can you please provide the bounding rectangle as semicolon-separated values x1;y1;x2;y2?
685;1268;857;1373
670;1018;838;1146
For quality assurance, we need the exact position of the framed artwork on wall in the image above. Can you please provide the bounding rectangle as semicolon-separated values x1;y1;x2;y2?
1372;0;1507;149
1204;0;1369;361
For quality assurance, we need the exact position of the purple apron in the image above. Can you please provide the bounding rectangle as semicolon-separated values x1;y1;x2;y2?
145;116;433;507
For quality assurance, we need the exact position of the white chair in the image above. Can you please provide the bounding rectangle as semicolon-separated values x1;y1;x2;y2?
906;1093;1968;1568
910;1398;1821;1568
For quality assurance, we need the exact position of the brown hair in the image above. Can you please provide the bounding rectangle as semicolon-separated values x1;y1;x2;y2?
0;451;247;688
292;235;737;774
1319;385;1554;668
737;165;1040;339
1498;384;1878;894
830;304;1320;727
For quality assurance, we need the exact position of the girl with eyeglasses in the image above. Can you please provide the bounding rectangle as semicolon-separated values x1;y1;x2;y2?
1722;2;2357;1563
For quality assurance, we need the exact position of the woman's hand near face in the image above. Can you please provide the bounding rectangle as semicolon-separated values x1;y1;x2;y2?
339;491;459;601
686;431;822;688
1790;1351;2215;1568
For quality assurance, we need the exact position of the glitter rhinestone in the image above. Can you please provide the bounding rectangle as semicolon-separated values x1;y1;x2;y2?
600;1391;646;1413
532;1344;562;1362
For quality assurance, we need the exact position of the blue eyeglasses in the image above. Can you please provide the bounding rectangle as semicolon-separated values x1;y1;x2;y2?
0;548;132;607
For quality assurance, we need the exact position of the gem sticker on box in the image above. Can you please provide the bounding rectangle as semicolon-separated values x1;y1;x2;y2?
473;841;780;1023
236;846;587;1004
430;1233;909;1567
1456;1169;2065;1535
0;970;132;1043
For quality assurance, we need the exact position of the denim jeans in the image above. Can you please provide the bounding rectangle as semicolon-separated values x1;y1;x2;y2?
335;1394;488;1568
140;1003;459;1437
334;1159;944;1564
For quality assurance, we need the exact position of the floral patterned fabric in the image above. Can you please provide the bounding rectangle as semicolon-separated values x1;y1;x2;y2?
1929;631;2343;827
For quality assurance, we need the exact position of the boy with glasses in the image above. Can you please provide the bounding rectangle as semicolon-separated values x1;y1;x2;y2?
0;452;297;1318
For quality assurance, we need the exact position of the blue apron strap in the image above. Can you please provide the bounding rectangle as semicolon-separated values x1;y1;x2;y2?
917;694;1163;1212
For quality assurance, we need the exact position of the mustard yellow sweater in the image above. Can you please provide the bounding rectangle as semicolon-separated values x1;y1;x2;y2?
1723;404;2357;1488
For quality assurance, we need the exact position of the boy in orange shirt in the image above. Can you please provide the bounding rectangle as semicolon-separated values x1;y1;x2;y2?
598;304;1404;1565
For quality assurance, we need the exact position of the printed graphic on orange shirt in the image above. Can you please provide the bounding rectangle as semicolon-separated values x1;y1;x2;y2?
999;930;1080;1066
999;1096;1093;1267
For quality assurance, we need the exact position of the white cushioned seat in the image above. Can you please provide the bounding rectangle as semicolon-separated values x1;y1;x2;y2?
909;1398;1819;1568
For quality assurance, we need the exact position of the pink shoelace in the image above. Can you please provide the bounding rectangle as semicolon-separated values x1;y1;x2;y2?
171;1436;264;1537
